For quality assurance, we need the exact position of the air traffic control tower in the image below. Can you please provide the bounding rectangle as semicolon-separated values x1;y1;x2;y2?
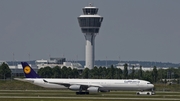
78;4;103;69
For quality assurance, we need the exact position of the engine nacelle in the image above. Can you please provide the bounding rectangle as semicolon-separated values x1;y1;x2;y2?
87;87;99;93
69;85;81;91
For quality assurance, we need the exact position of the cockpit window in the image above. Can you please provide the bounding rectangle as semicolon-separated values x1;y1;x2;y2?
147;83;151;84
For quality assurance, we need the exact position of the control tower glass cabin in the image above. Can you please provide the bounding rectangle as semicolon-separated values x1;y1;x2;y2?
78;4;103;69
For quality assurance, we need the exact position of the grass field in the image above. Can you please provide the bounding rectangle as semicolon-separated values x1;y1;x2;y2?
0;90;180;101
0;80;180;101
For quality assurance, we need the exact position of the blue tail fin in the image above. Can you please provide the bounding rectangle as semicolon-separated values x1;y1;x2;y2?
21;62;39;78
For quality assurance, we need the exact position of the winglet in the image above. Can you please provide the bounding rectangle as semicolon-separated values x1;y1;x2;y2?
21;62;39;78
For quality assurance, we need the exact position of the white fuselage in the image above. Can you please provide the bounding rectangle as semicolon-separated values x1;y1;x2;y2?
23;78;154;91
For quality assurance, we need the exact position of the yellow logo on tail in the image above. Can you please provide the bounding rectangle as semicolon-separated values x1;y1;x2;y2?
24;66;31;74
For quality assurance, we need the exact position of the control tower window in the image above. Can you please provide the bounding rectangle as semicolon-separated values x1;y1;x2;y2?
78;18;103;27
83;9;98;15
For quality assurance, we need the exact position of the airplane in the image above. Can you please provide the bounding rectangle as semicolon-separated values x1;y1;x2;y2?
15;62;154;95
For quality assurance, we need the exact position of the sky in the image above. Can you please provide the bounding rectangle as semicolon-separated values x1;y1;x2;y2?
0;0;180;63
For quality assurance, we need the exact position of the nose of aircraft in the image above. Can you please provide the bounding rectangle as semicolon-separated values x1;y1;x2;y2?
150;84;154;88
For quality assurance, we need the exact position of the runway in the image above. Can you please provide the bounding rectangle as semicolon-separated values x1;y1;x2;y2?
0;90;180;101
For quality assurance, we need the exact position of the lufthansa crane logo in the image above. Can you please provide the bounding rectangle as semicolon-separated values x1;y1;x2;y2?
24;66;31;74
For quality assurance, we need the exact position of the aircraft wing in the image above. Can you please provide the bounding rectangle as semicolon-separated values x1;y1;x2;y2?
43;79;70;87
43;79;102;88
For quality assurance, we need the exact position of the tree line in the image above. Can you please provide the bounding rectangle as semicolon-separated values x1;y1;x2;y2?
37;64;180;83
0;62;180;84
0;63;11;79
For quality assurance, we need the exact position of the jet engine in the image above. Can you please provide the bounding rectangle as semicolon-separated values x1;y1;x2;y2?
69;85;81;91
87;87;99;93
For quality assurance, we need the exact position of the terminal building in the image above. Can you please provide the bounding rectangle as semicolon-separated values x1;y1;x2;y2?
116;62;168;71
35;58;83;70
